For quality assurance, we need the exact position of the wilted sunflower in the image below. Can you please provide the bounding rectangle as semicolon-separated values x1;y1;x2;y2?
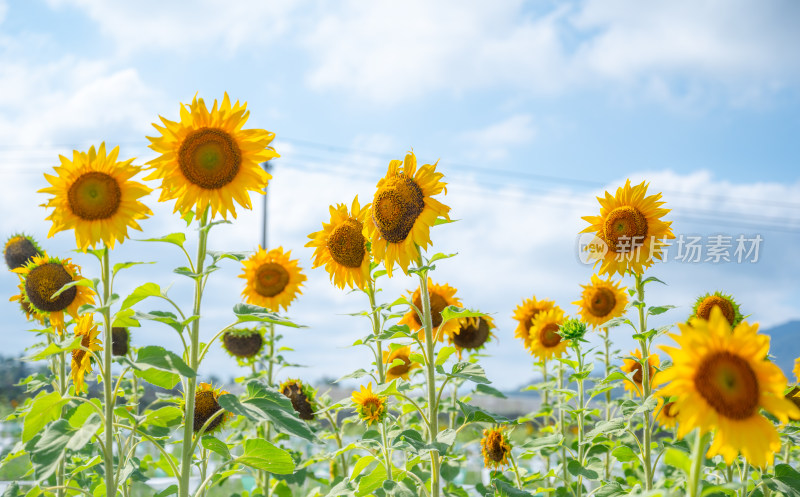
146;93;278;220
691;291;742;326
512;297;555;352
240;246;306;312
306;196;371;290
450;316;496;358
280;379;316;421
480;426;511;470
581;179;674;276
659;307;800;468
193;383;232;434
4;234;43;270
621;349;661;396
351;383;387;426
655;397;679;429
365;151;449;277
573;274;628;328
398;279;462;342
13;254;95;334
528;307;568;361
40;143;152;251
382;346;421;381
71;314;102;393
221;328;265;365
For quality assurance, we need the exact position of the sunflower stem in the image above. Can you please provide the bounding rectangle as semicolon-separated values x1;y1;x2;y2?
367;278;386;384
688;430;709;497
573;341;586;497
179;209;210;497
558;361;568;490
417;272;440;497
449;383;458;430
603;329;612;481
101;247;118;497
261;322;276;497
381;418;393;481
324;411;349;477
509;450;524;490
635;272;654;491
57;349;67;497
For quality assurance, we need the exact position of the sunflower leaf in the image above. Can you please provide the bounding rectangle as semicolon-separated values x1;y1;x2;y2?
335;369;370;383
763;464;800;497
135;345;196;378
492;480;535;497
439;306;486;324
22;391;67;443
647;305;676;316
139;232;186;248
121;282;165;310
475;384;507;399
239;439;295;475
201;435;231;460
435;346;457;366
457;400;511;424
233;303;304;328
49;278;94;300
112;261;154;276
428;252;458;264
442;362;490;384
23;335;83;362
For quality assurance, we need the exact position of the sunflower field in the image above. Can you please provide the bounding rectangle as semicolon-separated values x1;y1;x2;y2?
2;92;800;497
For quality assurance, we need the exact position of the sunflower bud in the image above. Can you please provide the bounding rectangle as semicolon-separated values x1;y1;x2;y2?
559;318;588;342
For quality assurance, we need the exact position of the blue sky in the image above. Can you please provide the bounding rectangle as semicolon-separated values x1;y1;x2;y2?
1;0;799;389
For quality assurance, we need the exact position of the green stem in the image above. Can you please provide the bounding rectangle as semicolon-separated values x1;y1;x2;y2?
558;362;568;490
449;384;458;430
367;278;385;384
261;323;276;496
603;329;612;481
635;273;654;491
324;411;349;477
575;344;586;497
509;450;524;490
418;273;440;497
101;247;117;497
179;209;210;497
382;419;393;481
688;431;709;497
57;350;67;497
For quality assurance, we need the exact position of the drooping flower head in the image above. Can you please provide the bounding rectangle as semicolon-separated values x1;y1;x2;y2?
240;246;306;312
528;307;568;361
450;316;496;359
40;143;152;251
13;254;95;334
71;314;103;393
111;327;130;357
4;234;43;270
146;93;278;220
382;346;421;381
398;279;462;343
480;426;512;470
659;307;800;467
192;383;232;434
581;179;674;276
365;151;450;276
351;383;387;426
573;274;628;328
221;328;265;366
512;297;555;352
621;349;661;397
691;291;742;326
280;379;316;421
306;196;371;290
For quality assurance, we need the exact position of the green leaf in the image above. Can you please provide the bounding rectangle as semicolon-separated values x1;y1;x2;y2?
475;383;507;399
586;419;626;440
442;362;490;384
135;345;196;378
233;303;303;328
350;455;377;479
567;459;599;480
112;261;154;276
335;369;370;383
23;391;66;443
154;485;178;497
218;383;315;442
664;447;691;475
594;482;625;497
519;433;563;451
457;400;511;424
647;305;676;316
492;480;534;497
26;419;72;479
356;463;387;496
439;306;485;323
66;412;102;451
642;276;667;286
764;464;800;497
144;406;183;428
121;282;164;310
24;335;83;362
112;307;141;328
238;439;295;475
50;278;94;299
134;368;180;390
134;310;184;333
435;346;457;366
139;232;186;248
611;445;639;463
434;217;457;226
428;252;457;263
201;435;231;460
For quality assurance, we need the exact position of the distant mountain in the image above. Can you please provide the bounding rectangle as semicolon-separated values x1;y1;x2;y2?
763;320;800;381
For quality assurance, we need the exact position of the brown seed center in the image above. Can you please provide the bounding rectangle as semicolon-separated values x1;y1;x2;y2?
372;174;425;243
327;218;366;268
67;172;122;221
454;318;490;350
178;128;241;189
4;237;41;270
112;327;129;357
25;263;77;312
413;291;448;328
485;431;507;462
604;206;648;253
588;287;617;318
71;332;93;367
255;262;290;297
387;354;412;376
539;323;562;348
696;296;736;325
694;351;759;420
222;331;264;358
194;390;223;432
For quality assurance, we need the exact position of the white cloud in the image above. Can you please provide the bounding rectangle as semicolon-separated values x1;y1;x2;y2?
459;114;537;160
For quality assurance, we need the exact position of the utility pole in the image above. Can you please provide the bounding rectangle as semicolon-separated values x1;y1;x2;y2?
261;162;272;249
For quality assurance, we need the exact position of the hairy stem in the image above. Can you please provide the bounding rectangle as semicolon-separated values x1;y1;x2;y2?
418;273;440;497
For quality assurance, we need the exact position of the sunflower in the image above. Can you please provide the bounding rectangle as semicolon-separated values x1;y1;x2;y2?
691;292;742;326
351;383;387;426
573;274;628;328
221;328;265;365
382;346;421;381
364;151;450;277
146;93;278;220
450;316;496;359
70;314;102;393
193;383;232;434
621;349;661;396
306;196;371;290
240;246;306;312
280;379;316;421
480;426;511;470
528;307;568;361
581;179;674;277
4;234;43;270
111;327;130;357
13;254;95;334
39;143;152;251
659;306;800;467
512;297;555;352
398;279;462;343
655;397;679;430
785;387;800;421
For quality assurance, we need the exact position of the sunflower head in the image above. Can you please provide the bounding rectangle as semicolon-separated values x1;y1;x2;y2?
573;274;629;328
146;93;278;220
111;327;130;357
351;383;387;426
528;307;568;361
71;314;103;393
659;306;800;467
4;234;43;270
621;349;661;396
14;254;95;334
512;297;555;351
581;179;674;276
480;426;512;470
193;383;231;434
39;143;152;251
450;316;496;358
364;151;450;277
280;379;316;421
382;346;421;381
240;246;306;312
306;196;371;290
655;396;679;429
691;292;742;327
398;278;462;343
221;328;265;365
